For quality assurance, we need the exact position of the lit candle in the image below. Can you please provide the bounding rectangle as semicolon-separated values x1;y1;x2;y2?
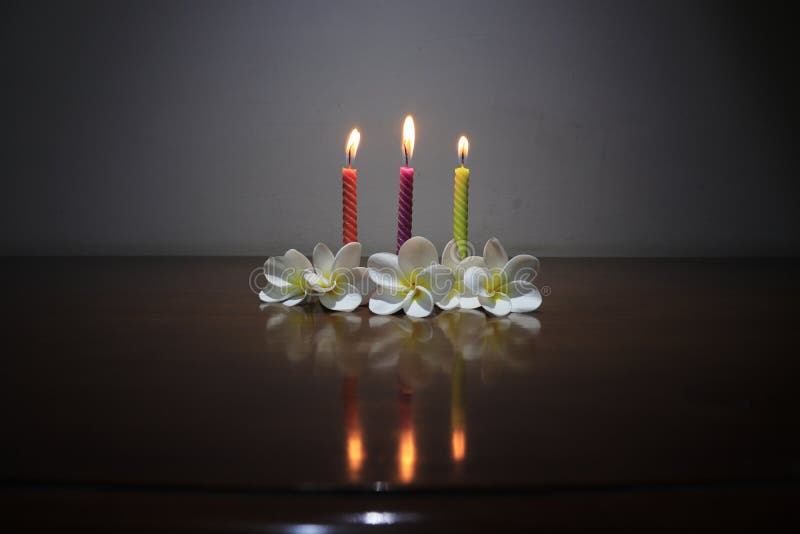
453;136;470;259
342;128;360;245
396;115;415;253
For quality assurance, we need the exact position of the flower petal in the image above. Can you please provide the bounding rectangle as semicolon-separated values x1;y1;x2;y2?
302;270;334;293
259;284;300;303
501;254;540;287
506;280;542;313
398;236;439;281
283;292;307;307
367;252;404;290
484;238;509;270
455;256;487;293
263;257;291;288
436;287;460;310
415;264;454;305
479;292;512;316
441;239;461;270
312;243;335;277
368;287;410;315
332;241;362;272
349;266;372;306
463;266;490;298
319;282;362;312
265;249;312;287
456;255;486;274
459;296;481;309
284;249;313;271
403;286;434;318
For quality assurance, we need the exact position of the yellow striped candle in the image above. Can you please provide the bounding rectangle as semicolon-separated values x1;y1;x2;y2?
453;136;470;259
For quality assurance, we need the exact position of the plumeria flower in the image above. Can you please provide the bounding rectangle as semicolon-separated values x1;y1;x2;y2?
368;236;454;318
259;248;313;307
438;239;487;310
259;242;369;312
462;238;542;316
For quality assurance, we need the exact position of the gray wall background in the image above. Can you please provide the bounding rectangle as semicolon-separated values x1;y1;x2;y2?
2;0;796;256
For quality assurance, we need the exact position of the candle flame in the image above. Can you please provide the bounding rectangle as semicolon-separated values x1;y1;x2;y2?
452;428;466;462
402;115;415;161
347;431;364;479
399;427;416;483
458;135;469;163
346;128;361;163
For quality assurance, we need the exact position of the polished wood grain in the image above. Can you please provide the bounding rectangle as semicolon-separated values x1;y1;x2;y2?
1;257;798;530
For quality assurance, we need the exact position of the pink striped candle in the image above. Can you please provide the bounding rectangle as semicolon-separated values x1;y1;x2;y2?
396;166;414;252
396;115;415;253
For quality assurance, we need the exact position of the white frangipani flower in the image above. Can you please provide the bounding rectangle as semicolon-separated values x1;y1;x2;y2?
368;236;455;318
259;248;313;307
303;242;370;311
438;239;487;310
462;238;542;317
259;242;369;312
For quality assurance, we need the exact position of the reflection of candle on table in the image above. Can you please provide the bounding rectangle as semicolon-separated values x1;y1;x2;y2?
396;115;415;253
398;383;415;483
451;353;466;463
343;376;363;481
453;136;470;259
343;128;360;245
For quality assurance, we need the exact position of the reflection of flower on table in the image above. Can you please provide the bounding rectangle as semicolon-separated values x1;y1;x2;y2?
436;309;542;384
366;314;455;483
260;303;542;482
436;309;542;466
367;315;454;388
260;303;318;363
261;303;370;375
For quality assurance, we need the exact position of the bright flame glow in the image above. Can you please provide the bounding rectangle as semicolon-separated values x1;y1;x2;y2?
347;432;364;479
452;429;466;462
399;428;415;483
346;128;361;162
360;512;397;525
402;115;415;161
458;135;469;162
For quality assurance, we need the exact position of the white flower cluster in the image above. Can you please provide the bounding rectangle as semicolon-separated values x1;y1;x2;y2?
259;236;542;318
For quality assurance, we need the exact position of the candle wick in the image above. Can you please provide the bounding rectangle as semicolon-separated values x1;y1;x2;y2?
348;148;351;168
404;145;408;167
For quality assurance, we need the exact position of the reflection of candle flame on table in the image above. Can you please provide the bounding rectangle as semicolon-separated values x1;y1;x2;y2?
451;353;466;463
260;307;542;482
398;384;416;483
343;377;363;481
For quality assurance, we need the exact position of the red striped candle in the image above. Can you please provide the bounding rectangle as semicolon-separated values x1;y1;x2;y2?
343;128;360;245
342;168;357;244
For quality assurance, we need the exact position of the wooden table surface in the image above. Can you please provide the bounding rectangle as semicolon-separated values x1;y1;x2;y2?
1;257;798;531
